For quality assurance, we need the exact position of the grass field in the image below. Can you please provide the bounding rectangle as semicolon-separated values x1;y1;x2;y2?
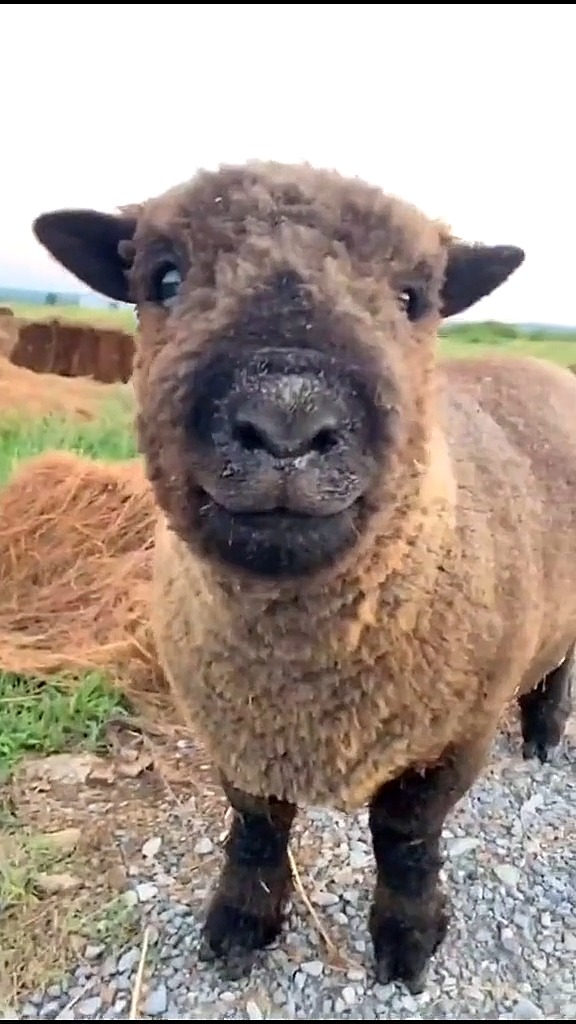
7;301;137;332
440;320;576;365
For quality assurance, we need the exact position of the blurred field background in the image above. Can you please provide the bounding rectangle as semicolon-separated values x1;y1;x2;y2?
8;300;576;363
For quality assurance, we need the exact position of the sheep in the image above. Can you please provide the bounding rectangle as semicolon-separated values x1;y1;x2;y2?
32;161;575;992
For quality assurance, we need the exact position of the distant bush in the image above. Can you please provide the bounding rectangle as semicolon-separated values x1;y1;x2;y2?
442;321;518;342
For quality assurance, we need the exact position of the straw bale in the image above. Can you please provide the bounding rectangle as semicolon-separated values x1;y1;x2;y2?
0;450;172;719
11;320;134;383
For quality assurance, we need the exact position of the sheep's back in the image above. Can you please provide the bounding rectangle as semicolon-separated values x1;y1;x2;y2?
441;355;576;693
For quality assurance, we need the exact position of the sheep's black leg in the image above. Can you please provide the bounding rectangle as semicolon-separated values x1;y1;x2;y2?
368;736;491;993
518;647;573;763
199;778;296;975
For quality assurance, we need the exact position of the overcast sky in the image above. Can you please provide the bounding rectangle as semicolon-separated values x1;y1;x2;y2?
1;3;573;323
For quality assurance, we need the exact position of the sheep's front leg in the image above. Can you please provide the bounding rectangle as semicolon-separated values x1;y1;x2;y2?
368;736;492;993
199;778;296;971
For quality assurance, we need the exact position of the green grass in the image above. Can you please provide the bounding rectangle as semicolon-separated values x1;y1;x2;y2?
439;320;576;365
0;395;137;487
6;301;136;332
440;333;576;366
0;673;128;783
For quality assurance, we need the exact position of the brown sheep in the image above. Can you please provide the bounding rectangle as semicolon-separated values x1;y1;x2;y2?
32;162;575;992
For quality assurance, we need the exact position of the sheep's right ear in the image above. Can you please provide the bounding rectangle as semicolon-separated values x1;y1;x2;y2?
440;241;525;318
32;209;137;303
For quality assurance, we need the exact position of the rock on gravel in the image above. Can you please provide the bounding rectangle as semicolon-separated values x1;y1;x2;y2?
18;732;575;1020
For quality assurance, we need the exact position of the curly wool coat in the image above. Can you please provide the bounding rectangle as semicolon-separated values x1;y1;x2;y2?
131;165;576;810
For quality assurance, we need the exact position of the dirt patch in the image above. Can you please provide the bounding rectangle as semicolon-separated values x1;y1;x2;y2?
1;729;221;1005
0;356;131;420
12;321;134;384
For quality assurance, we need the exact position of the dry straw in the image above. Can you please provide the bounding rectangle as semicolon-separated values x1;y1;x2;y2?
0;449;175;725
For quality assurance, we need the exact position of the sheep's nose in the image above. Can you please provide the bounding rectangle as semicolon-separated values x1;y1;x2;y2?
231;390;342;459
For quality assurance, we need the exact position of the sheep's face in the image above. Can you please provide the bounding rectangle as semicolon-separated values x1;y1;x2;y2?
32;162;525;582
153;277;395;579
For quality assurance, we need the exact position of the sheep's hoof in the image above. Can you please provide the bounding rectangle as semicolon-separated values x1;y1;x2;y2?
518;657;572;764
199;900;282;973
522;738;552;763
370;903;449;992
521;718;566;763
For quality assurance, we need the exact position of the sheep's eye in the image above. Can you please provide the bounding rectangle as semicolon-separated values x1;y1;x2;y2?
150;264;183;308
398;287;424;322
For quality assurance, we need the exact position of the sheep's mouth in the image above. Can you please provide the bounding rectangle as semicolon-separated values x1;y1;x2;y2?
220;507;334;527
196;494;362;579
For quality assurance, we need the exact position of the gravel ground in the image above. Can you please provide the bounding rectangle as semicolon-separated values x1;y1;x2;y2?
16;729;575;1021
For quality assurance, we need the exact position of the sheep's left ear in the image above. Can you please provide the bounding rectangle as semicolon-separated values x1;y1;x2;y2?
440;242;525;318
32;209;137;303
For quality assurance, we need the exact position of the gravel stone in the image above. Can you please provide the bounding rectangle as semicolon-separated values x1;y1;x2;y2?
143;983;168;1016
510;996;545;1017
245;999;264;1019
141;837;162;859
310;889;340;906
117;948;140;974
18;731;575;1020
193;836;214;855
76;997;102;1016
135;882;158;902
300;959;324;977
84;944;105;961
493;864;522;887
341;985;357;1005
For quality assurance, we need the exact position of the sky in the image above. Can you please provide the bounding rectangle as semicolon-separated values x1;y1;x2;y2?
1;3;574;323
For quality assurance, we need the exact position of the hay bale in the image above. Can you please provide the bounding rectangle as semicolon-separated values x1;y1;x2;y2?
0;451;171;719
10;321;53;373
95;326;134;383
11;320;135;383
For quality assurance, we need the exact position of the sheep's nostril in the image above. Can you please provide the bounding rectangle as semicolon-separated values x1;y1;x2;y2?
310;427;339;455
231;402;342;459
232;420;269;453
